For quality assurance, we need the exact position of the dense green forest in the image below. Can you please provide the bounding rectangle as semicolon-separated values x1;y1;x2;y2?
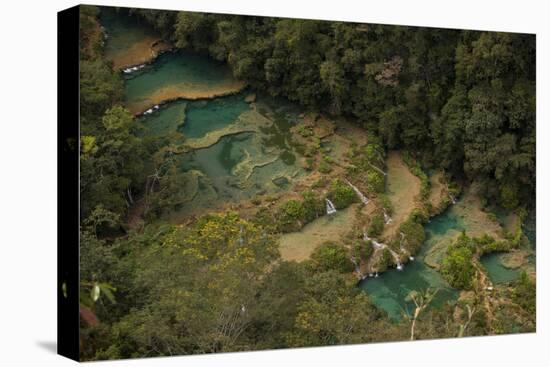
77;6;535;360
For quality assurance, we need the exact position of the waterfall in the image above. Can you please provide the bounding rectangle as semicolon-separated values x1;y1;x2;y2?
363;231;403;272
369;162;387;176
365;233;384;251
383;209;393;224
123;63;146;74
449;193;457;205
386;246;402;270
142;104;160;115
325;198;337;215
239;225;244;245
365;233;384;249
345;179;369;205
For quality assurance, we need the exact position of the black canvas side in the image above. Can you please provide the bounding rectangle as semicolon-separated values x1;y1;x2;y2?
57;4;81;362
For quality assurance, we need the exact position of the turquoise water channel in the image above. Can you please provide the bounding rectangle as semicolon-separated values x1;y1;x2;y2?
359;204;534;320
124;50;241;114
122;47;305;217
172;96;306;217
136;94;249;138
359;208;463;321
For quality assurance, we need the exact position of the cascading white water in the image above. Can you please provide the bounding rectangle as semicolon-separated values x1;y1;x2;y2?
364;232;384;249
449;193;457;205
369;162;387;176
389;249;402;270
345;179;369;205
142;105;159;115
325;198;337;215
123;63;146;74
364;231;402;270
383;209;392;224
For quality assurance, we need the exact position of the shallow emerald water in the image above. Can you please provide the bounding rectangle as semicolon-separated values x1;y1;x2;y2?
480;253;520;284
126;49;305;219
137;100;187;137
359;260;457;321
100;7;160;66
155;95;306;218
359;207;462;321
181;95;250;139
426;208;466;236
124;51;239;112
180;132;253;191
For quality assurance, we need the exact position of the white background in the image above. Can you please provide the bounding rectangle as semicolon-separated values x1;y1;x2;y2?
0;0;547;365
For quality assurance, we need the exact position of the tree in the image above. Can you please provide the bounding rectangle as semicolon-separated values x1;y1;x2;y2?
287;271;394;347
79;60;124;128
512;271;535;314
310;242;353;273
80;107;147;219
404;288;438;340
367;213;384;237
440;236;476;289
174;12;215;51
327;179;357;209
90;212;280;359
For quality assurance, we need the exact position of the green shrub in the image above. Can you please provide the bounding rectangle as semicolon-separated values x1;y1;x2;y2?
512;271;535;313
379;195;392;214
409;207;429;224
277;199;306;232
304;158;314;170
367;214;384;237
367;170;385;193
499;182;520;210
399;216;425;253
311;177;328;189
311;242;353;273
302;190;324;222
353;241;373;262
275;192;326;232
475;233;519;255
487;212;498;223
402;151;429;199
440;237;475;289
318;160;332;173
296;124;313;137
327;179;357;209
378;248;393;272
